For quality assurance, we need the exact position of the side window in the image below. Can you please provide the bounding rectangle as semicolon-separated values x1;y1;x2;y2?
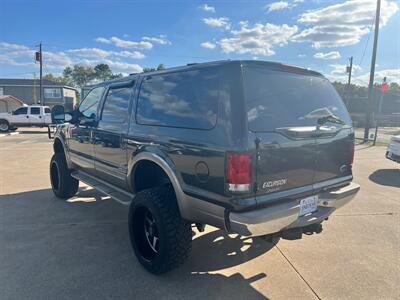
45;108;51;114
78;87;105;119
136;69;219;129
44;88;61;98
101;86;132;124
14;107;28;115
30;107;40;115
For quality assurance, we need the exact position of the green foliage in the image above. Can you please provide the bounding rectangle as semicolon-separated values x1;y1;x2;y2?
143;64;166;73
44;63;133;89
331;81;400;99
94;63;113;81
43;73;73;86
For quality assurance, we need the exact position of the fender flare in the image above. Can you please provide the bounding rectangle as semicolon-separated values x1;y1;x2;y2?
127;151;192;219
53;136;72;169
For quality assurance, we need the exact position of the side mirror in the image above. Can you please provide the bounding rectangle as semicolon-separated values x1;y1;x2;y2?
51;105;66;124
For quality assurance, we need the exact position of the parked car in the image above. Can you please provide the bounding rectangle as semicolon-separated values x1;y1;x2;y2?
386;135;400;163
0;105;52;132
49;60;360;274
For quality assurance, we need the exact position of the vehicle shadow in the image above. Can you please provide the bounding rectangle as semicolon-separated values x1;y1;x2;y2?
16;130;48;134
0;187;272;299
369;169;400;188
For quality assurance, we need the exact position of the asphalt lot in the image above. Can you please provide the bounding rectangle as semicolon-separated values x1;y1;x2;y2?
0;129;399;300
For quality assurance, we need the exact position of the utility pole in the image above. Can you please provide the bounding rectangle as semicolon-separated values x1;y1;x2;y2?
39;42;43;105
364;0;381;142
346;56;353;108
35;42;43;104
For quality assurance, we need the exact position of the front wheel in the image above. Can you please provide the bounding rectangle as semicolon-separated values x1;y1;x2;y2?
129;185;192;274
0;120;9;133
50;153;79;199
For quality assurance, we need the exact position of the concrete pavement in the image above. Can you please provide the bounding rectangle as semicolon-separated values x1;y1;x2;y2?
0;130;399;299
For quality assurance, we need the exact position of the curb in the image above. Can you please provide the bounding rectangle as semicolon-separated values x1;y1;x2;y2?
0;131;20;138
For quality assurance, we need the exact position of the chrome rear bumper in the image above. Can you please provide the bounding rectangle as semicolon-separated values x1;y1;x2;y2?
229;182;360;237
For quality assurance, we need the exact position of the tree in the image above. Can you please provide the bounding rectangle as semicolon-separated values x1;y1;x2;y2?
43;73;72;86
94;64;113;81
63;65;96;88
143;64;166;73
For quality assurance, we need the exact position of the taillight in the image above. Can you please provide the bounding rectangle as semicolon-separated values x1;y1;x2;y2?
351;142;355;165
226;153;252;192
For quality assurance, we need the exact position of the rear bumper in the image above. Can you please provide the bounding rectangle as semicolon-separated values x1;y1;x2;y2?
229;182;360;237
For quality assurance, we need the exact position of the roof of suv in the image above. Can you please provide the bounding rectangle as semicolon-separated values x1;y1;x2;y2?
96;60;324;87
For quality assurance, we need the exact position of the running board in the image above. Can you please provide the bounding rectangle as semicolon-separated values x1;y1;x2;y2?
71;171;134;205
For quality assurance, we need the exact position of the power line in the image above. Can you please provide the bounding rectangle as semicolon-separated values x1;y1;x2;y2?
358;15;376;67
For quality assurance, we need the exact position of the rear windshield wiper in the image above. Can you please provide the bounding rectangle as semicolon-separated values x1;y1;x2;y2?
317;114;345;125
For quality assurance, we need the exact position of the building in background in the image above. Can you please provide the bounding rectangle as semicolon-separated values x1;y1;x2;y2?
0;79;78;111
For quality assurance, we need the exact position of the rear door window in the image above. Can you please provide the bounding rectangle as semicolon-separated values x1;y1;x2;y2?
30;107;40;115
243;67;352;132
136;69;219;130
101;86;132;124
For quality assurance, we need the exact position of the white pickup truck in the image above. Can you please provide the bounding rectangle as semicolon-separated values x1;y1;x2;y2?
0;105;52;132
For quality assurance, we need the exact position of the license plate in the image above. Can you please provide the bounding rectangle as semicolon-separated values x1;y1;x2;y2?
387;151;392;158
299;195;319;216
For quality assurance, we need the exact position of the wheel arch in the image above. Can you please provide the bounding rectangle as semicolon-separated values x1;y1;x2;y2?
128;152;188;218
53;136;72;168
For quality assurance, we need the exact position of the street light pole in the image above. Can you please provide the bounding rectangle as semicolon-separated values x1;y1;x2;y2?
364;0;381;142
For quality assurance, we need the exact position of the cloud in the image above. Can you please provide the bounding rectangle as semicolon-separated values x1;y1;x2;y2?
329;63;362;75
0;41;144;74
67;48;145;59
0;42;29;51
265;0;304;12
203;17;231;30
95;36;153;49
200;4;216;13
293;0;399;48
142;35;171;45
314;51;341;60
266;1;289;12
327;64;400;86
201;41;216;49
219;22;298;56
67;48;110;58
298;54;306;58
352;68;400;85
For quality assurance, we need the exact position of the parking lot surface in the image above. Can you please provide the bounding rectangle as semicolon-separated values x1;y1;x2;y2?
1;129;399;299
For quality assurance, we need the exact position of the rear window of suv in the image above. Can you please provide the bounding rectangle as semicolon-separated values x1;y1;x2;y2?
243;67;352;132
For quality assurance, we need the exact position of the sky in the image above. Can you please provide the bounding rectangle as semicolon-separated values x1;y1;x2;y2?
0;0;399;86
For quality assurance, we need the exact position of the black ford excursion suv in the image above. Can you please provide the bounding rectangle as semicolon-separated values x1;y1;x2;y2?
49;60;360;274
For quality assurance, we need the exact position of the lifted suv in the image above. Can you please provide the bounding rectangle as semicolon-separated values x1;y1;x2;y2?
49;60;360;274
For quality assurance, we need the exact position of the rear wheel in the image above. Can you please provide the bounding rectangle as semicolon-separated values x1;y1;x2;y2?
0;120;9;133
50;153;79;199
129;185;192;274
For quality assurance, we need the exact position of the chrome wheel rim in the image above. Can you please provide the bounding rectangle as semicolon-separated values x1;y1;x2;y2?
144;211;159;253
0;123;8;131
